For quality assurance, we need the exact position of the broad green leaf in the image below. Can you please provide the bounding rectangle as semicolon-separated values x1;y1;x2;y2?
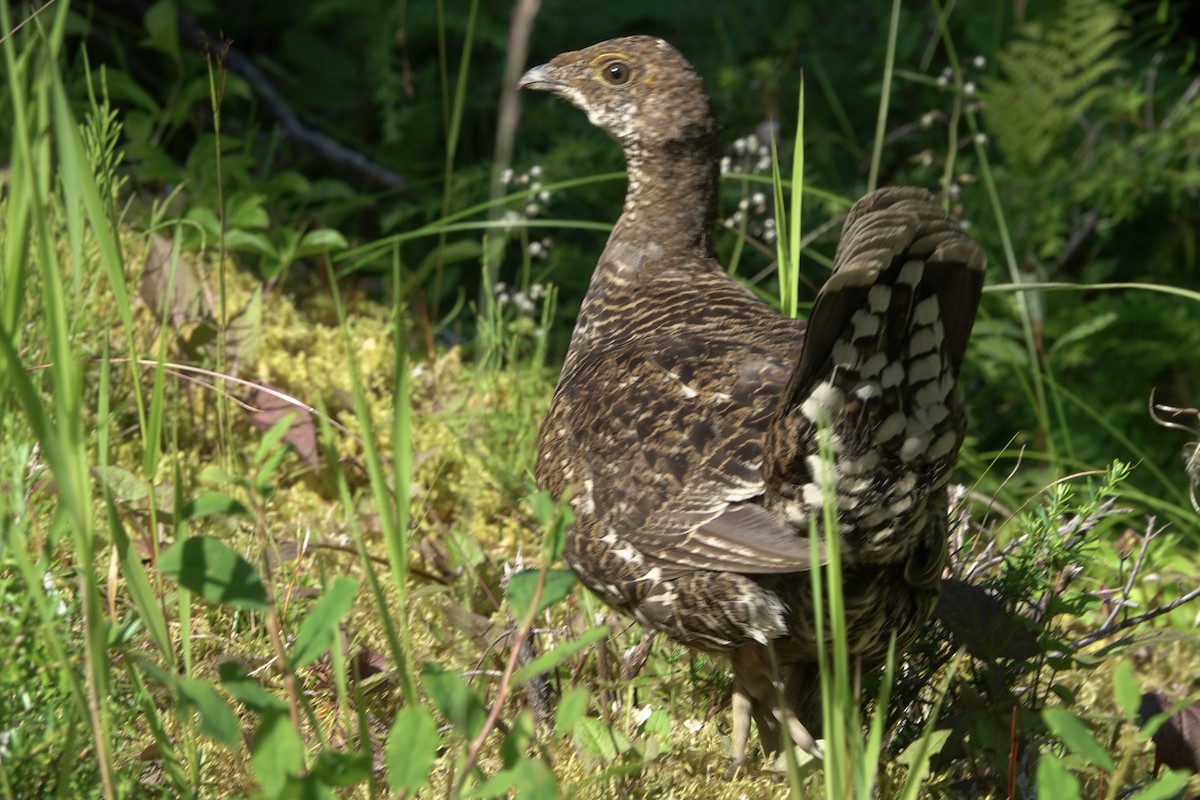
309;748;371;787
1129;770;1191;800
1043;708;1115;771
180;491;250;520
296;228;349;256
251;712;304;798
177;677;241;747
573;716;630;765
499;710;536;768
386;705;439;794
224;229;276;258
289;577;358;669
140;1;180;62
219;661;289;714
1112;659;1141;720
513;625;607;683
467;758;557;800
225;192;270;230
554;686;589;738
508;568;577;619
526;491;574;561
1035;753;1081;800
159;536;268;610
423;663;488;739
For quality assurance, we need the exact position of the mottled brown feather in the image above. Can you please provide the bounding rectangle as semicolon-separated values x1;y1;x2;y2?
521;35;985;766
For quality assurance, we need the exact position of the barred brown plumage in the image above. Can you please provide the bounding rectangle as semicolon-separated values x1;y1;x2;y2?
520;35;985;766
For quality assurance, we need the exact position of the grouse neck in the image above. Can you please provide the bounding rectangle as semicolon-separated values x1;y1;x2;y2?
610;133;720;265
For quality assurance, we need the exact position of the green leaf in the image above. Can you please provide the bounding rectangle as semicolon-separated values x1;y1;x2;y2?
309;748;371;788
386;705;439;794
179;491;250;520
159;536;268;611
219;661;290;714
289;577;358;669
423;663;488;739
507;568;577;619
177;677;241;747
467;758;558;800
499;710;536;768
513;625;607;683
224;229;277;258
251;712;304;798
526;491;574;561
1128;770;1191;800
573;716;630;765
1112;659;1141;720
1036;753;1082;800
225;192;270;230
140;0;180;61
296;228;349;257
554;686;590;738
1042;708;1115;772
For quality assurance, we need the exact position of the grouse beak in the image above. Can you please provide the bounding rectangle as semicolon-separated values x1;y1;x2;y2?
518;64;558;92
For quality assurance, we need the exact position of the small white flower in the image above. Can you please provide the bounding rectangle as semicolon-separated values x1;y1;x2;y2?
525;203;540;217
936;74;949;88
720;156;733;174
529;283;546;300
974;132;988;146
529;164;543;178
538;190;551;203
737;197;750;211
972;55;987;69
751;191;765;207
514;292;535;314
501;167;514;185
948;182;961;198
920;111;936;128
964;81;977;96
527;241;546;259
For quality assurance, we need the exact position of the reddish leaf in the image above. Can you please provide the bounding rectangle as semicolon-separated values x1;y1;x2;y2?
246;387;319;468
140;233;209;328
1140;692;1200;772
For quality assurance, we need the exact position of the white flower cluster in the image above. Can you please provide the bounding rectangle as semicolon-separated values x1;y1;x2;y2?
502;165;557;260
720;131;774;175
494;281;547;325
723;144;779;243
502;164;551;218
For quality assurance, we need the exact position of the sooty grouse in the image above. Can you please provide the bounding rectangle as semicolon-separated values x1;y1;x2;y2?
520;36;985;764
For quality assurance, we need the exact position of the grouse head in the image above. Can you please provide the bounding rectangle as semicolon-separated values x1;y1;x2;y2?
518;36;718;153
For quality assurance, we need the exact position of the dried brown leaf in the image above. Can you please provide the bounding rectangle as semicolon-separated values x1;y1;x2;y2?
245;387;319;468
1140;691;1200;773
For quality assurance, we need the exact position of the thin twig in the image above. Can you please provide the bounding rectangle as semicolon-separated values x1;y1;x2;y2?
1100;517;1158;631
1074;584;1200;649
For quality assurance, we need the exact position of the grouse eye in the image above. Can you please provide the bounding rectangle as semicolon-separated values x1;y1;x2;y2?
601;60;631;85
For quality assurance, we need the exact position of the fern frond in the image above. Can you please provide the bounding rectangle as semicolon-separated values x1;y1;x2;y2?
985;0;1126;168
